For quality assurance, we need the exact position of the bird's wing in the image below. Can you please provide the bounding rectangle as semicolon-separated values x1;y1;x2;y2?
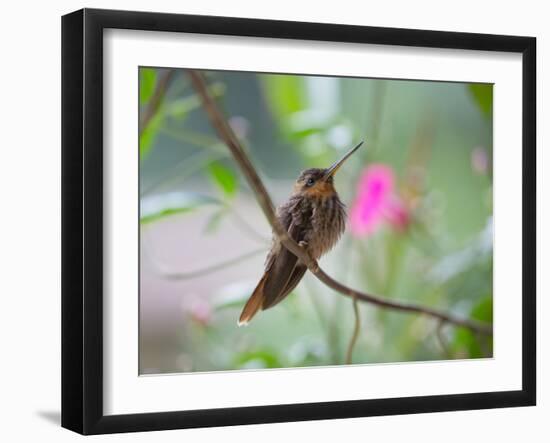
261;220;305;310
267;264;307;309
238;272;268;326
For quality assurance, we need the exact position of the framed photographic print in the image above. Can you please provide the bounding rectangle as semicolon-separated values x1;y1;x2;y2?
61;8;536;435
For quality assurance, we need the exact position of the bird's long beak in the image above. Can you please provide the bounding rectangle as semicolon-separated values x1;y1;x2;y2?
323;141;364;181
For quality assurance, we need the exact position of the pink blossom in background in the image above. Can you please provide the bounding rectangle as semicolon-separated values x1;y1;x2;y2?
187;299;212;327
471;146;489;175
384;196;411;232
349;164;410;237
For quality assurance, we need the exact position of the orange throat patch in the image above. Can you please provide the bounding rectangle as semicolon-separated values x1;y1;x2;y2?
303;181;336;198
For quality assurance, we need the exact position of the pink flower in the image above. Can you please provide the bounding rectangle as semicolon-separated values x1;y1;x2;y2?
471;146;489;175
349;164;410;237
188;299;212;326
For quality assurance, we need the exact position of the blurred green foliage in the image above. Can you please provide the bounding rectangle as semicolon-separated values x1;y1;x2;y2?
468;83;493;117
139;68;157;104
207;161;238;198
139;68;493;374
140;192;219;225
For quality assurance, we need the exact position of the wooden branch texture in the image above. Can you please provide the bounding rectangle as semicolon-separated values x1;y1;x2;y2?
140;69;175;136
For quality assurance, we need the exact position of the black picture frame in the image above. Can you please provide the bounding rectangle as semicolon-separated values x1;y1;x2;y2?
61;8;536;435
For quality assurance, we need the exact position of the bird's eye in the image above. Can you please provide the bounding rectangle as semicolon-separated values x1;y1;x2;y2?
306;178;315;187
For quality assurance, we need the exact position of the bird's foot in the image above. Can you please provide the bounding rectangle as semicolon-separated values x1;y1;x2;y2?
298;240;317;269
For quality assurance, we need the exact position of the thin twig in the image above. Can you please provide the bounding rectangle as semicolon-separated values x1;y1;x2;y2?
188;70;493;336
140;69;175;136
436;320;452;358
229;210;271;245
160;248;264;280
143;231;265;281
475;331;492;357
140;149;227;197
345;296;361;364
159;126;223;151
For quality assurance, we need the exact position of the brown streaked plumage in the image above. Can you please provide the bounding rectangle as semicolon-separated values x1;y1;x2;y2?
239;141;363;325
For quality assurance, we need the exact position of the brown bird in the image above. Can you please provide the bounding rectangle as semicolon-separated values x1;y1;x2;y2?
239;141;363;325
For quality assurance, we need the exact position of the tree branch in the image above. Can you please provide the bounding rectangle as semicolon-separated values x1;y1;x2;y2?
143;229;265;281
345;297;361;364
140;69;175;136
436;320;452;358
188;70;492;336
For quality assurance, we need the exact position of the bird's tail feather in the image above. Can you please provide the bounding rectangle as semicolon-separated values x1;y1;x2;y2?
238;273;267;326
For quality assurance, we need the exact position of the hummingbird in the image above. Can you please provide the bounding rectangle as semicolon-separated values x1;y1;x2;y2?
238;141;363;325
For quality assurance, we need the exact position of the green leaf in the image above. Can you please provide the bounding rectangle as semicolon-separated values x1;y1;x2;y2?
203;208;228;234
140;111;163;158
471;296;493;323
140;192;219;224
453;327;481;357
235;350;281;369
139;68;157;105
207;161;238;198
140;207;194;224
261;74;306;119
451;296;493;358
468;83;493;117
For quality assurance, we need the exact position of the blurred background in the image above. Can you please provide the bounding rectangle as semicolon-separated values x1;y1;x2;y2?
139;68;493;374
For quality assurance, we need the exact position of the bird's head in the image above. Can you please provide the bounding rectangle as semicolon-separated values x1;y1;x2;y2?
294;141;364;198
